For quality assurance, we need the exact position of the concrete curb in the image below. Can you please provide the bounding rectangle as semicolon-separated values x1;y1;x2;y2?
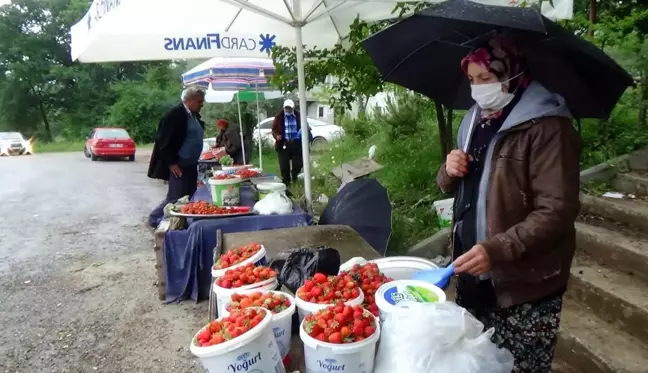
407;227;451;258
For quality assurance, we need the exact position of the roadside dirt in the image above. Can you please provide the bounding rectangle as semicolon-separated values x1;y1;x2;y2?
0;151;206;373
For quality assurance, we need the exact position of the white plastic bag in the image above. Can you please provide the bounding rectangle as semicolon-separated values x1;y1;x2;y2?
253;191;293;215
374;302;514;373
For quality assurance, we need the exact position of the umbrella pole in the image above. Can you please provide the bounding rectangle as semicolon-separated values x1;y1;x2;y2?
255;82;263;170
293;15;313;213
236;93;247;165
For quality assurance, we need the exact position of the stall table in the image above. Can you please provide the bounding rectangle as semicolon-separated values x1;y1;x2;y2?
155;184;311;302
218;224;381;372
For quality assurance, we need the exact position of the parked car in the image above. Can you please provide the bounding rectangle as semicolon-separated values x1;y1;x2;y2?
0;132;32;156
252;118;345;148
84;127;136;161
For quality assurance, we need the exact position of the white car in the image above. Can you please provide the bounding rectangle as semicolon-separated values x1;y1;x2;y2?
0;132;32;156
252;117;345;148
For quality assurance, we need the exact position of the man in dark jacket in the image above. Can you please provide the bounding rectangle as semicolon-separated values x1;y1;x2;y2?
147;87;205;227
271;99;310;186
214;119;243;165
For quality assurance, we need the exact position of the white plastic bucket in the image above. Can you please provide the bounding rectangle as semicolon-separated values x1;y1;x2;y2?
213;277;279;317
294;290;364;323
207;177;242;206
375;280;446;323
432;198;454;228
368;256;438;281
211;245;268;279
190;308;286;373
257;182;287;200
299;311;381;373
220;290;296;359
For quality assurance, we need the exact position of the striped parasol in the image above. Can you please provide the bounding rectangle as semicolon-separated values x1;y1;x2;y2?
182;57;281;168
182;57;276;88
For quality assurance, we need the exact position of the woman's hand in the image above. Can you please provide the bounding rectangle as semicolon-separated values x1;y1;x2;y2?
445;149;470;178
453;244;491;276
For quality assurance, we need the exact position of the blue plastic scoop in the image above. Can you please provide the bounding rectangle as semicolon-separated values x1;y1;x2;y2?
411;264;455;289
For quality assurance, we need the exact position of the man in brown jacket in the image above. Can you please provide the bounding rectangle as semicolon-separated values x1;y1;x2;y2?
438;38;581;373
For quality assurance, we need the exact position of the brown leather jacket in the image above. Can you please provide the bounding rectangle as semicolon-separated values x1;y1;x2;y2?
437;82;581;308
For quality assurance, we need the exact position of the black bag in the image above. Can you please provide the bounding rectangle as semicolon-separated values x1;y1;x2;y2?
269;246;341;294
269;246;341;335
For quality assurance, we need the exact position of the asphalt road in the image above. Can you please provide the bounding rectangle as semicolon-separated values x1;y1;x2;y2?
0;151;205;373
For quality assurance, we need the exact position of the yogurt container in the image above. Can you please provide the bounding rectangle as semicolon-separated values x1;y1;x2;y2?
369;256;438;281
375;280;446;322
220;290;296;359
211;244;268;279
300;310;380;373
433;198;454;228
189;307;285;373
213;277;279;317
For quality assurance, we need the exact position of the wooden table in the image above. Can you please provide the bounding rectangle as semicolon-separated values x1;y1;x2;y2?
221;224;381;372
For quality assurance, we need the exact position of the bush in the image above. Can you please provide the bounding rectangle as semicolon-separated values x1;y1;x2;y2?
311;90;446;253
580;88;648;168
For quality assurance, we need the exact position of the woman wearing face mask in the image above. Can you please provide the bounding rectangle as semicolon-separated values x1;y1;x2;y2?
436;37;581;372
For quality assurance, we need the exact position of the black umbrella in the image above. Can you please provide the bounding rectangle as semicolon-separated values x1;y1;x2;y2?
319;178;392;255
361;0;634;119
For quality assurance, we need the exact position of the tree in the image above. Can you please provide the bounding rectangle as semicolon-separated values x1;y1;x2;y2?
270;18;385;113
0;0;74;140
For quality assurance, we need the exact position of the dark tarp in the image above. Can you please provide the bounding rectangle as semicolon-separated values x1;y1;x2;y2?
319;178;392;255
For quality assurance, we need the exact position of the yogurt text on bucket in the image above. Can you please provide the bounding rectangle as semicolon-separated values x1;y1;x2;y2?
229;352;261;372
318;358;345;372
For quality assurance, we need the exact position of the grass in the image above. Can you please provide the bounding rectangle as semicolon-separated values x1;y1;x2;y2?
250;133;444;254
34;140;152;153
33;140;86;153
581;179;615;196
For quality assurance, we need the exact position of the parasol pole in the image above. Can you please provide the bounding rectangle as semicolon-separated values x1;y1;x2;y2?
294;0;312;213
236;92;247;165
256;72;263;170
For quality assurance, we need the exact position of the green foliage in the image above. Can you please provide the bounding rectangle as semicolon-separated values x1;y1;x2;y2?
0;0;188;143
270;18;386;111
107;65;179;143
200;98;284;138
306;91;445;252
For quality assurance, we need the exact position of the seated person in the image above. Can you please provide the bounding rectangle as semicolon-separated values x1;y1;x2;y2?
214;119;243;165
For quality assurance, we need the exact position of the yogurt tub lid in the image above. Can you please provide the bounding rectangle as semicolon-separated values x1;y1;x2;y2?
370;256;438;271
257;182;286;191
375;280;445;312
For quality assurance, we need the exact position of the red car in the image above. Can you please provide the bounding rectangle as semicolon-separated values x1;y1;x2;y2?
84;127;136;161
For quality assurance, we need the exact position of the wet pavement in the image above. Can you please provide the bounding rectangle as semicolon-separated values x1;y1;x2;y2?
0;151;205;373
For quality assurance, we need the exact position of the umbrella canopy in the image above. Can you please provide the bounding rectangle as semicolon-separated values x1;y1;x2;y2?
319;178;392;255
182;57;276;86
71;0;431;63
182;58;282;166
361;0;632;119
71;0;568;211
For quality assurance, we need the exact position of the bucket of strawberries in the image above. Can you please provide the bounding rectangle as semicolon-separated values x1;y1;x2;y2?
212;242;267;278
190;307;286;373
222;290;296;359
299;302;380;373
212;263;278;316
339;262;394;317
294;273;364;322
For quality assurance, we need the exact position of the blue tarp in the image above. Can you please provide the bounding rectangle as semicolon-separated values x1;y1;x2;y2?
163;185;312;302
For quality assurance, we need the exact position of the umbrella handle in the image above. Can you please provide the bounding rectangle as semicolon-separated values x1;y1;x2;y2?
462;109;478;154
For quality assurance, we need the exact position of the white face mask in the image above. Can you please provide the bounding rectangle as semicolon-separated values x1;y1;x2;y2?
470;82;514;111
470;73;523;111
